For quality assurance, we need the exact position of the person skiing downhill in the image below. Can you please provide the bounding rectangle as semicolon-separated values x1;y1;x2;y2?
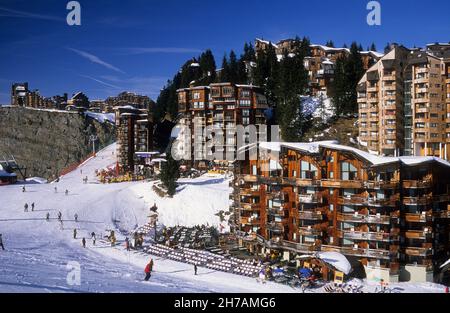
125;237;130;251
65;189;69;196
46;212;50;221
144;259;154;281
31;203;35;211
194;264;198;275
73;229;77;239
54;186;57;193
74;214;78;222
22;186;26;192
0;234;4;250
57;211;62;221
82;238;86;248
24;203;28;212
91;232;96;246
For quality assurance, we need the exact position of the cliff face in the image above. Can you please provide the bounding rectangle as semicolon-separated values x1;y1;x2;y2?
0;107;116;180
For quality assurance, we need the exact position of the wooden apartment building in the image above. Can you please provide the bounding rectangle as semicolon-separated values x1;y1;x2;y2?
115;106;153;173
231;141;450;282
176;83;269;169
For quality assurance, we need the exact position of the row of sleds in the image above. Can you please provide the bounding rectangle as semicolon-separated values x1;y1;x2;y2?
143;243;262;278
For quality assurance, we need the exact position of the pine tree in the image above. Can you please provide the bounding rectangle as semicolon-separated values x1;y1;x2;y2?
228;50;239;83
384;43;391;54
370;42;377;52
198;49;216;84
160;142;180;197
326;40;335;48
220;55;230;82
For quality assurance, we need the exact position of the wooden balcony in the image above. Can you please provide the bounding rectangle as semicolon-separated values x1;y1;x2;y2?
295;178;321;187
402;180;432;189
240;217;261;226
267;222;284;233
259;176;282;185
264;239;315;254
298;193;323;204
240;203;260;211
322;245;391;260
337;213;391;225
298;210;323;221
364;180;400;189
404;229;432;240
403;196;433;206
338;195;398;207
404;247;433;257
321;179;363;189
240;188;260;196
267;208;284;217
405;212;432;223
337;230;393;242
298;226;322;236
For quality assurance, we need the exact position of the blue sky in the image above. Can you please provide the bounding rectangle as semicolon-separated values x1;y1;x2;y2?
0;0;449;104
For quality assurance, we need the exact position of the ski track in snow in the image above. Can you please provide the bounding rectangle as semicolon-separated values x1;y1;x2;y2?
0;143;446;293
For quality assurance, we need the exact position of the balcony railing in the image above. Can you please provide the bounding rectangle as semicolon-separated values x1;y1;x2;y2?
321;179;363;189
337;213;391;224
364;180;400;189
403;196;433;206
404;247;433;257
321;245;391;260
338;195;398;207
298;226;322;236
298;210;323;220
298;193;323;204
267;222;284;233
404;229;432;240
240;203;260;211
337;230;393;242
402;180;432;189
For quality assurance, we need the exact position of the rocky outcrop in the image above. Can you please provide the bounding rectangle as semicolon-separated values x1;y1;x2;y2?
0;107;115;180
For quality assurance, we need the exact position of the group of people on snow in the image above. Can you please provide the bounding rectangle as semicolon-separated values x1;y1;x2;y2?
23;202;35;212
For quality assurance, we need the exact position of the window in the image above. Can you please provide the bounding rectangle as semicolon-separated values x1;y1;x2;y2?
193;92;200;100
300;161;318;179
341;162;357;180
240;90;250;97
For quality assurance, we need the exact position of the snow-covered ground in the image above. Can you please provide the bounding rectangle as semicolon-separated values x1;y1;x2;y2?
0;143;447;293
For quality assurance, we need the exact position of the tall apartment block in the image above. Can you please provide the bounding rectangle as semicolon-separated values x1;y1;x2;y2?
255;39;383;97
231;141;450;283
11;83;29;106
176;83;269;169
115;106;154;173
106;92;151;110
358;43;450;159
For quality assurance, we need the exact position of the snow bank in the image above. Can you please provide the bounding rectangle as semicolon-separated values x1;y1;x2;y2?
84;111;115;124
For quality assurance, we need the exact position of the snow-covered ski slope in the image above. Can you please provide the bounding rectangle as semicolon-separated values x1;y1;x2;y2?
0;143;294;293
0;143;446;293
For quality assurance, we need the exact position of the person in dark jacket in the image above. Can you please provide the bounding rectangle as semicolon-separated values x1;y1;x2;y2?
82;238;86;248
31;203;35;211
0;234;4;250
144;259;154;281
73;229;77;239
125;237;130;251
24;203;28;212
194;264;198;275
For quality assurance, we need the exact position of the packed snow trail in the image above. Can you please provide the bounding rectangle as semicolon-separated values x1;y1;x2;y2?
0;143;294;293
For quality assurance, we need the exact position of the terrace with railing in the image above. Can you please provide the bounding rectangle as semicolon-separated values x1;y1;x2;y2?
337;212;391;224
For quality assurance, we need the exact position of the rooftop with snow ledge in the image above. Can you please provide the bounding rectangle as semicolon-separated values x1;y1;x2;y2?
255;141;450;168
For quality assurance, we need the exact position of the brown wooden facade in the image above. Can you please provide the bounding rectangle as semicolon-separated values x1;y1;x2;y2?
231;142;450;281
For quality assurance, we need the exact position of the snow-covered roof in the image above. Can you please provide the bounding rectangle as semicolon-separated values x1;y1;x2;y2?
310;44;350;53
316;251;351;275
255;38;278;48
190;63;200;67
258;141;450;169
360;50;384;58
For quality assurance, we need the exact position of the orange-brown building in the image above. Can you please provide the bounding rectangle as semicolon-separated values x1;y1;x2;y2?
176;83;269;169
231;141;450;283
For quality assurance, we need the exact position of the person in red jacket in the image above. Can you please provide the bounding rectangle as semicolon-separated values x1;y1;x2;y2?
144;259;154;281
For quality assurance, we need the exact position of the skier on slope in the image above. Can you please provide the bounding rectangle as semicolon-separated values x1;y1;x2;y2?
82;238;86;248
91;232;96;245
144;259;154;281
24;203;28;212
194;264;198;275
65;189;69;196
125;237;130;251
46;212;50;221
0;234;4;250
54;186;57;193
74;213;78;222
22;186;26;192
73;229;77;239
57;211;62;221
31;203;35;211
